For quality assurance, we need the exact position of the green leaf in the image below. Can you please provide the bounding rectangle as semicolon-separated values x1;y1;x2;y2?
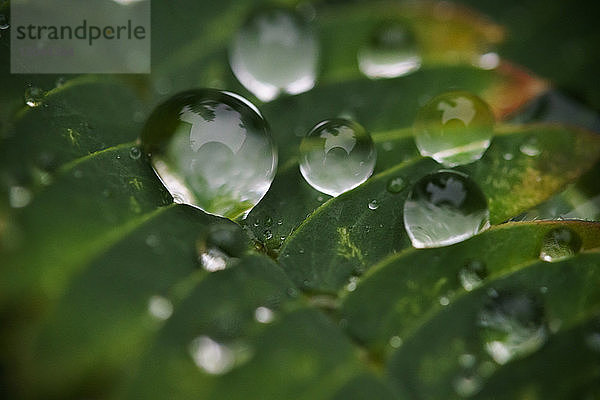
277;126;600;292
341;221;600;355
386;248;600;399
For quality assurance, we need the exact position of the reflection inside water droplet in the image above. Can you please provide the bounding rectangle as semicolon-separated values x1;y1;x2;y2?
478;291;547;365
299;119;376;197
403;170;490;248
414;91;494;167
358;21;421;79
459;260;488;291
229;7;319;101
539;227;582;262
141;89;277;218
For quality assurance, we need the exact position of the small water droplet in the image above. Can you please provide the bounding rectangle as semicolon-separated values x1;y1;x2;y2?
299;119;376;197
368;199;379;210
346;276;359;292
502;153;514;161
254;306;274;323
358;22;421;79
475;52;500;70
24;86;44;107
55;76;67;88
147;295;173;320
198;248;228;272
229;7;319;101
459;260;488;291
414;91;494;166
539;286;548;294
141;89;277;218
389;335;403;348
453;375;483;397
439;296;450;306
189;336;236;375
519;136;541;157
458;353;477;369
0;14;9;30
265;216;273;226
276;219;283;225
264;229;273;240
539;227;581;262
129;146;141;160
145;234;160;248
404;170;490;248
196;223;246;272
387;176;406;193
9;186;32;208
478;291;547;365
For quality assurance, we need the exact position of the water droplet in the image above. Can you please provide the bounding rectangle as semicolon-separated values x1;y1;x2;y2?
459;260;488;291
539;227;581;262
478;291;547;364
299;119;376;197
404;170;490;248
277;219;283;225
129;146;141;160
453;375;483;397
502;153;514;161
475;52;500;70
9;186;32;208
414;91;494;166
368;199;379;210
389;335;403;348
55;76;67;88
229;7;318;101
387;176;407;193
141;89;277;218
254;306;274;323
264;216;273;226
147;295;173;320
0;14;9;30
145;234;160;248
189;336;236;375
458;353;477;369
196;223;247;272
346;276;359;292
263;229;273;240
519;136;541;157
439;296;450;306
24;86;44;108
358;22;421;79
198;248;228;272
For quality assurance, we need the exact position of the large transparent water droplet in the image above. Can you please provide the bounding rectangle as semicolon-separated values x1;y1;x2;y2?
539;227;582;262
299;119;376;197
478;291;547;365
414;91;494;166
403;170;489;248
141;89;277;218
358;22;421;79
229;7;319;102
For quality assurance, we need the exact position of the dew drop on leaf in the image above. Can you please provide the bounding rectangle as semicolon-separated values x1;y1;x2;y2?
299;119;376;197
358;21;421;79
196;223;247;272
9;186;32;208
188;336;236;375
368;199;379;210
403;170;490;248
129;146;141;160
141;89;277;218
459;260;488;291
147;295;173;321
229;7;319;102
254;306;274;324
478;291;548;365
414;91;494;166
539;227;582;262
519;136;541;157
24;86;44;108
387;176;407;193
